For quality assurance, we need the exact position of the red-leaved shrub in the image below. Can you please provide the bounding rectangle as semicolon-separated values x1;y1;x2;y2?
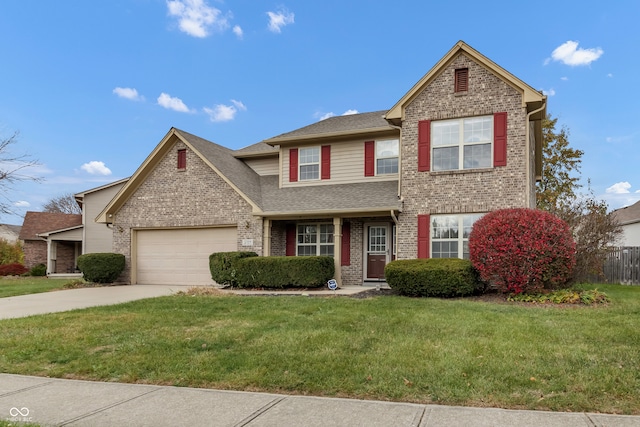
469;208;576;294
0;262;29;276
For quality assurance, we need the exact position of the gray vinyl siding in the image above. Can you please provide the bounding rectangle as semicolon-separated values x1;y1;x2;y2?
244;156;279;176
83;182;125;253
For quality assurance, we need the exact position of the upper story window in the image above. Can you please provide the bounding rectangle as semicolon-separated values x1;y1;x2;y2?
432;116;492;171
455;68;468;93
299;147;320;180
177;149;186;169
376;139;399;175
297;223;334;256
431;213;483;259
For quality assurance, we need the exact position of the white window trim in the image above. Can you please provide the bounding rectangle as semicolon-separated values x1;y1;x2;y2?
297;223;334;256
375;139;399;175
432;116;493;171
299;146;320;181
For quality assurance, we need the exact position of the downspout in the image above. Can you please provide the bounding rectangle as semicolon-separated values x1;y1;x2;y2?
525;101;546;207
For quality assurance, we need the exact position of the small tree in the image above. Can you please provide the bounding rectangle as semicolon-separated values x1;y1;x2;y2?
0;132;42;215
0;238;24;265
43;193;81;214
469;208;576;294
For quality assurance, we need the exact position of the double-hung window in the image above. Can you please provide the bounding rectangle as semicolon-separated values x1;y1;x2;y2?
432;116;492;171
299;147;320;181
297;224;334;256
376;139;399;174
431;214;483;259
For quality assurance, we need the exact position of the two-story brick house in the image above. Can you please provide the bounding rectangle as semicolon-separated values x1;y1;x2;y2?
97;41;546;286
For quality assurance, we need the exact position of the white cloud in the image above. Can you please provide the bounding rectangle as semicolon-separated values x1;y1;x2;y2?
80;161;112;176
14;201;30;208
316;109;359;121
203;99;247;122
167;0;229;38
233;25;243;39
547;40;603;66
542;88;556;96
113;87;144;101
560;76;568;81
607;73;613;78
606;182;632;194
157;93;191;112
267;8;294;33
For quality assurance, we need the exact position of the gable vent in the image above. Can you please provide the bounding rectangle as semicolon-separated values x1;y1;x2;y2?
455;68;468;93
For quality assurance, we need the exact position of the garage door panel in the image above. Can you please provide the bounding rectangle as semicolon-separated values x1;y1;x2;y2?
136;227;237;285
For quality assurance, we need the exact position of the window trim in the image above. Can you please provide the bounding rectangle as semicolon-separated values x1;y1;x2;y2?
431;116;493;171
374;139;399;175
298;146;320;181
296;223;335;256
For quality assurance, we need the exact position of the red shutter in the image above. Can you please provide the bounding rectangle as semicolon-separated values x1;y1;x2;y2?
286;224;296;256
289;148;298;182
364;141;375;176
493;112;507;167
177;149;186;169
321;145;331;180
417;214;430;259
341;222;351;266
418;120;430;172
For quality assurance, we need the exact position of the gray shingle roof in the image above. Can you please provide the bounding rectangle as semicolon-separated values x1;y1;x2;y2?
259;176;399;214
612;200;640;225
234;141;279;157
262;111;392;143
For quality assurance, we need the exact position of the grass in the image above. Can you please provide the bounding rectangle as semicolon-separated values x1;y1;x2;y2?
0;284;639;414
0;277;74;298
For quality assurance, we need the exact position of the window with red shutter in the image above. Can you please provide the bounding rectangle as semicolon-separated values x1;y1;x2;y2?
418;120;431;172
321;145;331;180
289;148;298;182
417;214;430;259
177;149;186;169
493;112;507;167
341;222;351;266
286;224;296;256
364;141;375;176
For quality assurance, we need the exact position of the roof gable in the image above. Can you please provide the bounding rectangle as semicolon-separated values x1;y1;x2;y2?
262;111;394;145
96;128;263;223
385;41;546;125
612;200;640;225
19;211;82;240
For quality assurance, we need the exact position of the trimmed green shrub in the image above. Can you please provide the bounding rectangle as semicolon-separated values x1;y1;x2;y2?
0;262;29;276
385;258;480;298
235;256;334;289
29;263;47;276
77;253;125;284
469;208;576;294
209;251;258;286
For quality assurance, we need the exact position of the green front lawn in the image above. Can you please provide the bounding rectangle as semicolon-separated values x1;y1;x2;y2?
0;277;73;298
0;284;639;414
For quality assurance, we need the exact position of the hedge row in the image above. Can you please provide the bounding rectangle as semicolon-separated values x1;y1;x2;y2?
77;253;125;283
385;258;481;298
210;252;334;288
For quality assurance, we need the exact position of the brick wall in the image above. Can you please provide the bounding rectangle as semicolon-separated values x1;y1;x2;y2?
113;139;260;283
55;242;76;273
23;240;46;269
398;52;533;259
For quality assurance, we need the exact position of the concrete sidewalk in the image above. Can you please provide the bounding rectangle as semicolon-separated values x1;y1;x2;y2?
1;374;638;427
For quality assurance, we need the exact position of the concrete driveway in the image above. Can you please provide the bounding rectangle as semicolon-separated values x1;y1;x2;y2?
0;285;182;320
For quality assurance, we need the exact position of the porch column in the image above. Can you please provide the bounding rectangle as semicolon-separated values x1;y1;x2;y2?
262;219;271;257
46;239;54;275
333;217;342;287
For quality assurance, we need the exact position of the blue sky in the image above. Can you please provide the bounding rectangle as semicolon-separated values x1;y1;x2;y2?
0;1;638;225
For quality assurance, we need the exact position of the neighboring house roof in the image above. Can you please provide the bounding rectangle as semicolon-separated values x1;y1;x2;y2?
19;212;82;241
612;200;640;225
259;176;399;217
262;111;393;145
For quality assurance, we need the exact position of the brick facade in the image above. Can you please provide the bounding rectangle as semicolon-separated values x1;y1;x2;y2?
397;52;534;260
23;241;47;269
113;139;261;283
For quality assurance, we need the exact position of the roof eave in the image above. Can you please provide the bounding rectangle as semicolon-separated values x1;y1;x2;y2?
262;126;396;146
255;206;401;219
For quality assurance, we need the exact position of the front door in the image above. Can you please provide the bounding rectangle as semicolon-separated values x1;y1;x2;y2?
366;225;389;280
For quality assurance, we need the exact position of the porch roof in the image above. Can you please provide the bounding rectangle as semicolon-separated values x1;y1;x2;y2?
258;176;400;217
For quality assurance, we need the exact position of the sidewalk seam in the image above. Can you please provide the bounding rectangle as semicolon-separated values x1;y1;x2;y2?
411;406;428;427
233;396;285;426
0;381;55;398
57;387;161;426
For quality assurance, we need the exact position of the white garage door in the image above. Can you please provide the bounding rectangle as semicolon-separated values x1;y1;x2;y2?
136;227;237;285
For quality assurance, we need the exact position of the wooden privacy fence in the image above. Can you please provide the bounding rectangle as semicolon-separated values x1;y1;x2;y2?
603;247;640;285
